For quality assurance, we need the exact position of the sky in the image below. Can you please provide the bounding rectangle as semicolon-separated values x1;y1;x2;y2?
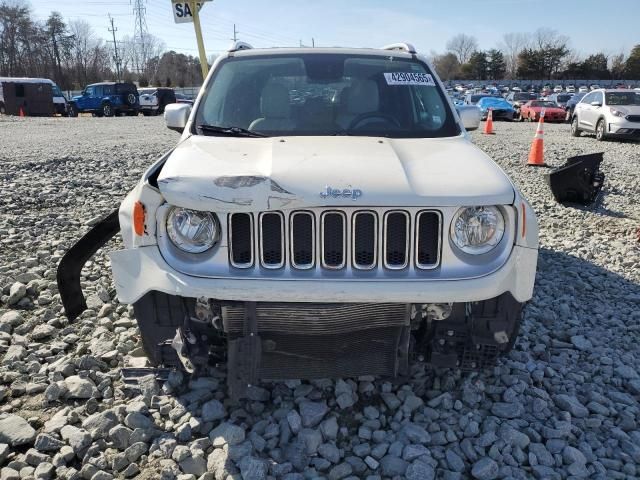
28;0;638;59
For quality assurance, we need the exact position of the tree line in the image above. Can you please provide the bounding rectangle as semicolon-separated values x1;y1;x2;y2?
0;1;205;90
432;30;640;81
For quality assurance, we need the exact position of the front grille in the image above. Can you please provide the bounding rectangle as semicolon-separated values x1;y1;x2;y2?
228;208;441;272
626;115;640;123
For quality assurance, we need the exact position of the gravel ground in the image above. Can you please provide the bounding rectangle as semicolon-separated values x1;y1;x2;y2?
0;115;639;480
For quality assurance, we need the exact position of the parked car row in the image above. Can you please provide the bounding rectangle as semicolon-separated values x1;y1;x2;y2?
68;82;194;117
0;76;195;117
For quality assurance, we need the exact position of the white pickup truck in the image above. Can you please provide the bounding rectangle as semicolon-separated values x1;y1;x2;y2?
58;42;538;397
138;87;176;116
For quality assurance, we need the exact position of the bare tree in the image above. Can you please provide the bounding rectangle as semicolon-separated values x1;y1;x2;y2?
446;34;478;64
499;32;530;79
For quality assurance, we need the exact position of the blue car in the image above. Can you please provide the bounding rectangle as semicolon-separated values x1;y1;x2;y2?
68;82;140;117
477;97;515;121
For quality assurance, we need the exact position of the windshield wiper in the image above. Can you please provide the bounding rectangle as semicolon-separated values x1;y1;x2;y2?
197;124;267;137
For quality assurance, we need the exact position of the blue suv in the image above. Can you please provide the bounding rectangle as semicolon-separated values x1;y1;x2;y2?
68;82;140;117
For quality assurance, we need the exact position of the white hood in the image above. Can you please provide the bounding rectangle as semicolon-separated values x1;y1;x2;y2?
157;135;515;212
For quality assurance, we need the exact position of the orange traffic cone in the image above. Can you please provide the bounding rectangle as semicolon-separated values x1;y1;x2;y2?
528;110;547;167
483;108;494;134
19;106;26;117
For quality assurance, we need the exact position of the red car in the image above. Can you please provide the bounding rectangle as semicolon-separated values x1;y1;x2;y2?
519;100;566;123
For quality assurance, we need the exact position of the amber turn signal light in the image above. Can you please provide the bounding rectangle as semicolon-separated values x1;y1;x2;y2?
133;201;145;236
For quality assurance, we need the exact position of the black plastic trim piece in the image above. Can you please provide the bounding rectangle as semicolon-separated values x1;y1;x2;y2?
57;209;120;321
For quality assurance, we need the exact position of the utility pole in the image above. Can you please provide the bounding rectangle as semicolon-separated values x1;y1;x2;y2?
312;38;315;48
108;15;122;82
231;23;238;42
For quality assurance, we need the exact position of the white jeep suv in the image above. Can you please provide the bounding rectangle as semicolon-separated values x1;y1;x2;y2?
58;42;538;397
571;89;640;141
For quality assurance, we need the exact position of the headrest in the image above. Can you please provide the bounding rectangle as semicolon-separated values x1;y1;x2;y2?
261;83;290;118
347;80;379;115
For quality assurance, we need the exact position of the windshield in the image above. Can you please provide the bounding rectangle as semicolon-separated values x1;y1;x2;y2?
514;93;536;101
195;53;459;138
51;84;63;97
606;92;640;106
531;101;556;108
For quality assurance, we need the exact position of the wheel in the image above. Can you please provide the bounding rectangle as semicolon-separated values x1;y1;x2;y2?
67;104;78;117
595;119;607;141
0;103;5;115
570;116;581;137
102;103;114;117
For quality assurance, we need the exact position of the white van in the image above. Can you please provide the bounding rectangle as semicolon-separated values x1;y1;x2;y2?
0;77;67;115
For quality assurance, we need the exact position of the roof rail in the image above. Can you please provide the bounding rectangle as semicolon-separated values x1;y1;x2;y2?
228;41;253;52
381;43;416;54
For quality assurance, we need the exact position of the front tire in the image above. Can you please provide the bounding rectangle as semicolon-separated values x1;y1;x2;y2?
571;116;581;137
595;119;607;141
67;104;78;117
102;103;114;117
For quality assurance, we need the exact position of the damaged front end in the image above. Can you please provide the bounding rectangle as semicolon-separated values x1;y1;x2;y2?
132;291;522;400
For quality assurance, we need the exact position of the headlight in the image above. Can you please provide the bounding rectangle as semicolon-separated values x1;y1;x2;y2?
609;107;625;118
167;207;220;253
450;206;505;254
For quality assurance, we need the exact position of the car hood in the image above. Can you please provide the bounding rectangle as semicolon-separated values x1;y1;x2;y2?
532;106;564;113
157;135;515;212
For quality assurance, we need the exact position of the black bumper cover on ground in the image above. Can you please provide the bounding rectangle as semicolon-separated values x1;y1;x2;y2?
57;209;120;321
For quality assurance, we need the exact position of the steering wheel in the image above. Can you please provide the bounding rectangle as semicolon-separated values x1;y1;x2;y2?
348;112;401;130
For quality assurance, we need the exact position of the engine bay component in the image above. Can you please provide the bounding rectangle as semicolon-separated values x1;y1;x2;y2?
545;152;605;205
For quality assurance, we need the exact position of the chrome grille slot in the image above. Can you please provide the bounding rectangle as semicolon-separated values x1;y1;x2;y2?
229;213;253;268
290;211;315;269
416;211;441;269
321;211;346;269
384;211;409;269
259;212;284;268
352;211;377;269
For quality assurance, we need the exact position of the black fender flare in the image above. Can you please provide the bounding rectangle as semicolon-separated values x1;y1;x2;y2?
57;209;120;321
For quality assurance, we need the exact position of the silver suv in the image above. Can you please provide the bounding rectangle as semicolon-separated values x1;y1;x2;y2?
571;89;640;141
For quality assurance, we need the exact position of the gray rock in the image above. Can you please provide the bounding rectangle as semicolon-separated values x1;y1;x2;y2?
34;433;64;452
615;365;639;380
82;410;119;439
287;410;302;434
0;415;36;446
327;462;353;480
318;443;341;464
529;443;555;467
209;422;245;447
299;401;328;427
562;445;587;465
471;457;499;480
7;283;27;305
379;455;408;477
179;455;207;477
64;376;97;399
124;412;153;430
406;459;436;480
201;399;226;422
490;402;524;419
554;394;589;418
60;425;91;453
401;423;430;444
570;335;592;351
34;462;54;480
299;428;322;455
445;448;465;472
238;456;267;480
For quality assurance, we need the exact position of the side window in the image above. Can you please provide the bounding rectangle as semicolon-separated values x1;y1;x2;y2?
593;91;603;105
103;85;114;95
94;86;103;97
581;92;594;104
85;86;95;96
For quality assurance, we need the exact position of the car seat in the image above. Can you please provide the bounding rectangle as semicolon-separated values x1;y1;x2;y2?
249;83;295;132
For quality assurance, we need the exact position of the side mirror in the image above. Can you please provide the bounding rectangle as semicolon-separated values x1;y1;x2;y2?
590;101;602;107
457;105;481;131
164;103;191;133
